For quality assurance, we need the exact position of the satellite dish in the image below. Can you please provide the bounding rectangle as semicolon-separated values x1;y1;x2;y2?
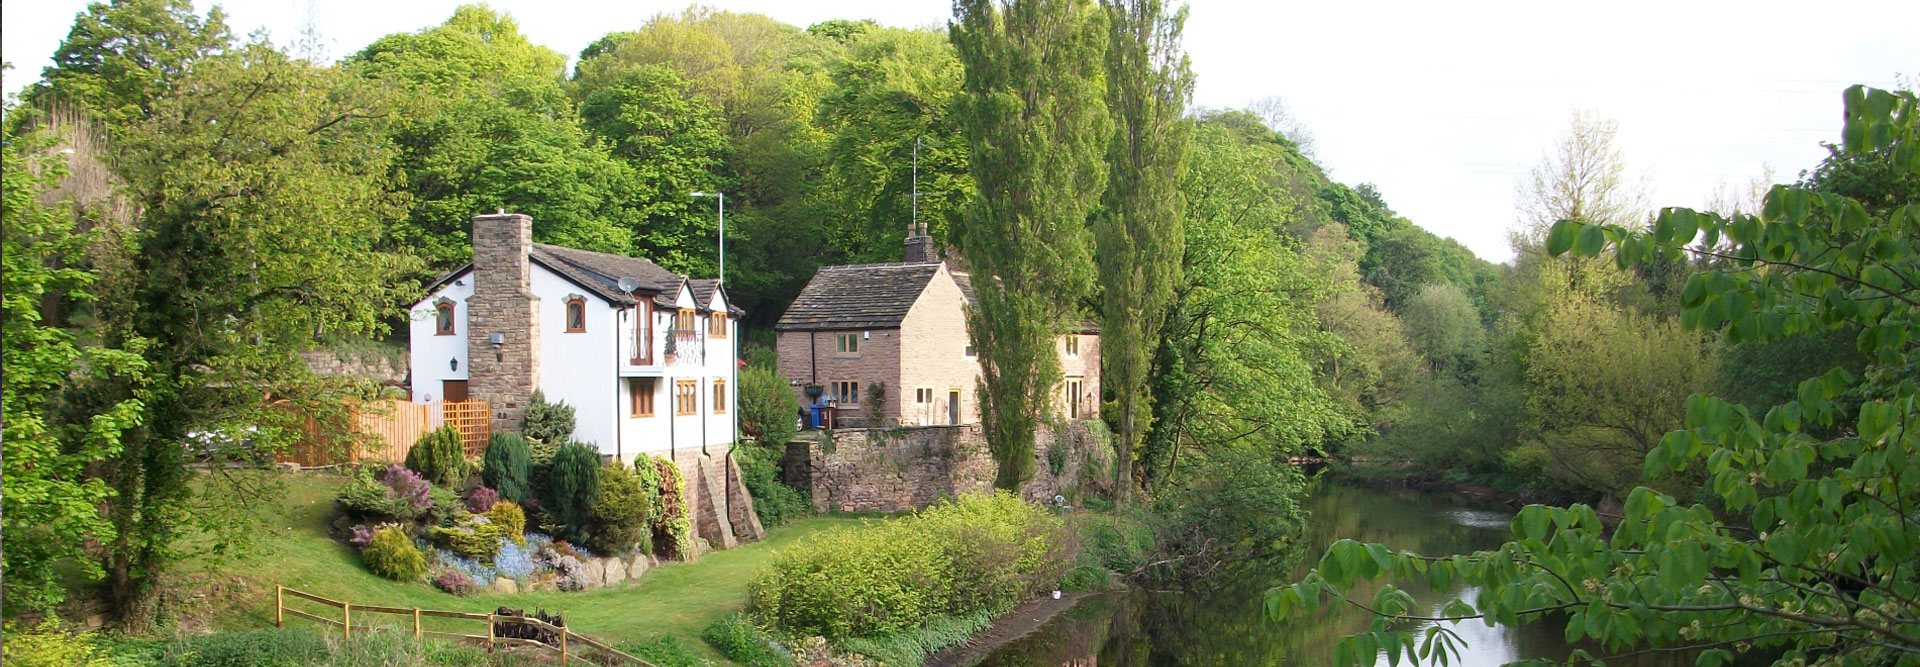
617;277;641;293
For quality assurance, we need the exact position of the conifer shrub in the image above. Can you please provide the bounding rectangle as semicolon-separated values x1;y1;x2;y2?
481;432;532;504
522;390;576;444
543;442;601;544
405;426;469;487
362;526;428;581
588;463;654;555
487;500;527;541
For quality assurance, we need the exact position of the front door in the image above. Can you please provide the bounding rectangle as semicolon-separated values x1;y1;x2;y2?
948;389;961;425
442;380;469;402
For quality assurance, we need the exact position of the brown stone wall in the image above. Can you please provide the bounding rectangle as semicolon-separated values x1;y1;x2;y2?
773;328;903;428
785;422;1114;513
466;212;540;431
898;266;983;426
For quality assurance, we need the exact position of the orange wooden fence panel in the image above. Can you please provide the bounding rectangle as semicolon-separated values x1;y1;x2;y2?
439;400;492;457
279;399;487;467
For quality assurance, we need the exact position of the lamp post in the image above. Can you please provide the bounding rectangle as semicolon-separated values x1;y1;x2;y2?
690;191;724;285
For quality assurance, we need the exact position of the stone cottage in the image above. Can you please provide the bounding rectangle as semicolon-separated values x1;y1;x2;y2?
773;223;1101;427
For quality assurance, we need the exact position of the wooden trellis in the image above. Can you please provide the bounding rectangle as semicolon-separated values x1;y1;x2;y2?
439;400;492;457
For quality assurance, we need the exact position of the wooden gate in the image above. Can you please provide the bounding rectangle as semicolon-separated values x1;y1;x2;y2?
439;399;492;457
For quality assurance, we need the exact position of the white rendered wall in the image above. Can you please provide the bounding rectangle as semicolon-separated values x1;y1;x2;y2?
531;265;618;453
408;275;472;403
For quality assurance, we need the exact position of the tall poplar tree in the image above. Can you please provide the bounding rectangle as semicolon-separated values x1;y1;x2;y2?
950;0;1110;489
1096;0;1192;501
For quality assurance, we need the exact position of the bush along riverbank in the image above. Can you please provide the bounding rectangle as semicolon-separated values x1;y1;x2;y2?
702;492;1095;666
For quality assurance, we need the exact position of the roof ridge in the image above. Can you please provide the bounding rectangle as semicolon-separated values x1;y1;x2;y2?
819;261;942;272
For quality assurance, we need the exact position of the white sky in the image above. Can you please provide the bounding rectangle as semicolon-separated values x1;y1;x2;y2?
6;0;1915;263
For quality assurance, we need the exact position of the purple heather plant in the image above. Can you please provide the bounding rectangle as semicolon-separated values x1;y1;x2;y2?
466;486;499;513
433;569;478;596
382;464;432;514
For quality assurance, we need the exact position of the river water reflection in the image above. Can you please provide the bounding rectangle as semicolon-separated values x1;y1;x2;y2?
970;481;1697;666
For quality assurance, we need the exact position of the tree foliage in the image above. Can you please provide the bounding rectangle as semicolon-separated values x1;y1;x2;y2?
27;0;231;128
1095;0;1193;501
1272;85;1920;666
951;0;1111;489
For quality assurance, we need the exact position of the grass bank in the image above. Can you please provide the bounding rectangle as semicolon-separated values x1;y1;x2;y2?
176;472;860;663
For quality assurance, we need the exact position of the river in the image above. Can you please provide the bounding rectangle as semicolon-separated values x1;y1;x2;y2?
968;479;1698;666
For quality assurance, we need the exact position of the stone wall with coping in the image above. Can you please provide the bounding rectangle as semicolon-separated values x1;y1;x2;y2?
781;422;1114;514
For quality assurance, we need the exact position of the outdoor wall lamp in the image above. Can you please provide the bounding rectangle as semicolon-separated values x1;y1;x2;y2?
449;357;459;371
489;332;506;361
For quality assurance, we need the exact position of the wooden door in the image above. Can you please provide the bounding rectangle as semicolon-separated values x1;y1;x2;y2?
442;380;469;402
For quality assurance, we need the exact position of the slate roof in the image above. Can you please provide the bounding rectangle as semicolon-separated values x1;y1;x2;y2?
775;262;943;331
423;243;738;314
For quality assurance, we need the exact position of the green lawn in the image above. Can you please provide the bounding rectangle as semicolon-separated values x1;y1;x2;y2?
191;472;860;662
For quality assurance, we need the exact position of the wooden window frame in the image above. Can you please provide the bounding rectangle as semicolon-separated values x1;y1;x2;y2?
632;301;653;364
434;301;456;336
675;380;699;416
709;312;728;338
630;378;656;417
565;297;587;333
712;379;727;413
1064;334;1080;357
675;308;696;334
1066;378;1084;419
831;381;860;406
836;333;860;355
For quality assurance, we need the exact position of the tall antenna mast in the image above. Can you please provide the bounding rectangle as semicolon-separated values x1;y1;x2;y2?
911;135;921;232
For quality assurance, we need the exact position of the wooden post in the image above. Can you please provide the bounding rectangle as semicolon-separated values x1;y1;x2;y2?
275;586;284;628
485;613;495;654
413;607;422;639
560;625;569;664
342;601;351;639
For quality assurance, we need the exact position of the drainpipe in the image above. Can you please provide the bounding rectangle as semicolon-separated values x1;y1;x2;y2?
614;305;626;461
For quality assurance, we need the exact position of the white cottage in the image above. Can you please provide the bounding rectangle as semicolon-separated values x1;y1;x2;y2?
408;212;740;465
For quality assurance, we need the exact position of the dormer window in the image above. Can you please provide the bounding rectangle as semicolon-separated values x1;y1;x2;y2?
676;308;696;334
565;297;586;333
710;312;728;338
435;300;456;336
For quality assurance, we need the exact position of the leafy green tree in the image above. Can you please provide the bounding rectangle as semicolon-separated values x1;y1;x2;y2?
0;114;147;614
1270;85;1920;665
815;27;970;264
348;5;634;268
89;41;412;625
738;361;798;448
1095;0;1193;502
1397;283;1488;378
26;0;231;128
1142;121;1349;487
951;0;1111;489
578;64;729;274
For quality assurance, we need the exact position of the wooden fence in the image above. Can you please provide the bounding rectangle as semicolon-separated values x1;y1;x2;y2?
275;585;651;666
279;399;490;467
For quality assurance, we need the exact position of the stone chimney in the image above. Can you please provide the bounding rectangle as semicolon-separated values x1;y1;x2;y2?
903;221;937;264
466;212;540;431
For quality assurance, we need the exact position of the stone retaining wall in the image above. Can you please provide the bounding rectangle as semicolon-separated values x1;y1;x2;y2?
781;422;1114;514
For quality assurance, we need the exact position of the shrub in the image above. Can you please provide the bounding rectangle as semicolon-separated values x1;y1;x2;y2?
543;442;601;544
361;526;428;581
1148;447;1307;580
334;467;422;521
405;426;470;487
588;463;655;555
424;484;463;526
433;569;478;596
2;618;112;667
429;513;514;561
465;486;499;513
701;613;784;667
737;445;810;528
487;500;527;541
749;492;1069;640
158;628;327;667
522;390;576;444
645;455;696;559
482;432;532;504
739;362;798;447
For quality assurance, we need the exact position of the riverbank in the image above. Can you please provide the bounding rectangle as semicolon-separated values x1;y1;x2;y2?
923;591;1092;667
